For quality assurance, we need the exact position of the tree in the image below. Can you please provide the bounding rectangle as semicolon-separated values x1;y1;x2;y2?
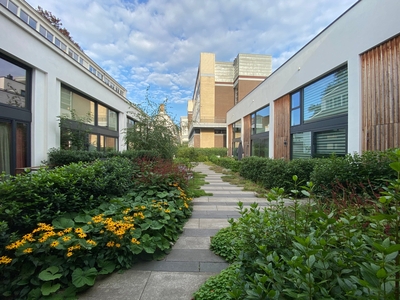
125;89;179;159
58;110;93;150
36;6;82;51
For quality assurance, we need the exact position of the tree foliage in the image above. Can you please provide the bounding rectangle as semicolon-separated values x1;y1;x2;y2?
125;90;179;160
36;6;82;51
58;110;93;151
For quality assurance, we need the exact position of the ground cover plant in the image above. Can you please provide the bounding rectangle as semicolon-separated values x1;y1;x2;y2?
195;149;400;299
0;156;193;299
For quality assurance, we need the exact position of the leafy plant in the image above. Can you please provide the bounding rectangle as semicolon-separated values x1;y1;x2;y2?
124;88;179;159
193;264;237;300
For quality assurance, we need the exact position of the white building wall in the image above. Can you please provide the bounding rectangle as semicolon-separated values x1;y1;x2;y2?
227;0;400;155
1;1;135;166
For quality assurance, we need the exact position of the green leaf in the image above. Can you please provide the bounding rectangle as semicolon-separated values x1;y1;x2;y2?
389;162;400;172
52;217;74;229
98;261;116;275
306;255;316;268
72;268;97;288
41;282;61;296
27;288;42;300
140;222;151;230
150;220;163;230
301;190;310;197
129;243;143;254
376;268;387;279
385;251;398;262
387;245;400;254
38;266;62;281
143;243;156;254
74;215;93;224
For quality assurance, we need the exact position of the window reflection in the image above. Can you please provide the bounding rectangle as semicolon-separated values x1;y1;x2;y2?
0;57;27;108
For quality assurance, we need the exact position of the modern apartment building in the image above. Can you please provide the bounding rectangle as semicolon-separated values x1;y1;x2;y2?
227;0;400;160
188;52;272;148
0;0;138;175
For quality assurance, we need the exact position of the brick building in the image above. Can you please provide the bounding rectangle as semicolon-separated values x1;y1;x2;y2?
188;53;271;148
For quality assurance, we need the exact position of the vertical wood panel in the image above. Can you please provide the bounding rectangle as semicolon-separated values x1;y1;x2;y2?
362;35;400;151
273;94;290;159
243;115;251;157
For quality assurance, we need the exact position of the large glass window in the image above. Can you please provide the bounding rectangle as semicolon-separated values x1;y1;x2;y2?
292;132;312;159
0;58;27;108
252;106;270;134
0;54;31;175
60;87;94;124
251;138;269;157
304;67;348;123
233;120;241;139
314;129;346;157
0;121;11;174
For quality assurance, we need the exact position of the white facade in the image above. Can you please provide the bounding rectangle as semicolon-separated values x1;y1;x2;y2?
0;0;138;172
227;0;400;158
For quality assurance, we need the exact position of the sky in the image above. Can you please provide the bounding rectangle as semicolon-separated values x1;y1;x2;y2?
27;0;357;123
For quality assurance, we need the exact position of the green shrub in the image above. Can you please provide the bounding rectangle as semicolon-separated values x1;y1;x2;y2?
210;227;241;263
239;156;271;183
208;156;241;172
0;157;139;235
46;148;159;167
193;264;237;300
310;150;396;198
0;182;193;299
176;147;227;161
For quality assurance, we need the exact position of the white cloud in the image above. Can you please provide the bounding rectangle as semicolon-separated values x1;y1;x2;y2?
27;0;357;118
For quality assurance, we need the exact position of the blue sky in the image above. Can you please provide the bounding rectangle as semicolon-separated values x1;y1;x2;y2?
27;0;357;123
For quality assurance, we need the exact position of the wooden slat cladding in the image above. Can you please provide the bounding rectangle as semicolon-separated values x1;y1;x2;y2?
243;115;251;157
362;35;400;151
274;94;291;159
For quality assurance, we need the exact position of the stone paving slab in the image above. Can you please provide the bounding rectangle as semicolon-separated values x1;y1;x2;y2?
172;237;210;249
139;272;215;300
191;211;240;219
165;249;226;262
131;261;200;272
78;270;151;300
185;218;231;229
181;228;220;237
200;262;229;272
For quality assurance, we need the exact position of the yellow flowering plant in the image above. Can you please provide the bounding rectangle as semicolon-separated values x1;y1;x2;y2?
0;159;194;299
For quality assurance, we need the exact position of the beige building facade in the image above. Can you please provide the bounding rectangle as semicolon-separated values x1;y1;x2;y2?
188;53;271;148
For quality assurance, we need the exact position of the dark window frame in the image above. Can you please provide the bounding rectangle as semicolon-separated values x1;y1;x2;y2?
0;53;32;174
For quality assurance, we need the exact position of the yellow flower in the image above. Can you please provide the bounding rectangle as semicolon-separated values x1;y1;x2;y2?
64;228;72;233
6;239;25;250
0;256;13;264
66;252;73;257
78;233;87;238
106;241;115;247
23;248;33;253
165;209;171;213
115;243;121;248
50;241;59;248
62;236;71;242
22;233;35;242
74;228;83;234
57;231;65;237
68;246;74;252
86;240;97;246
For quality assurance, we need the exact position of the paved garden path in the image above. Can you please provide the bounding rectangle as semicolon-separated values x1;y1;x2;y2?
79;162;269;300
